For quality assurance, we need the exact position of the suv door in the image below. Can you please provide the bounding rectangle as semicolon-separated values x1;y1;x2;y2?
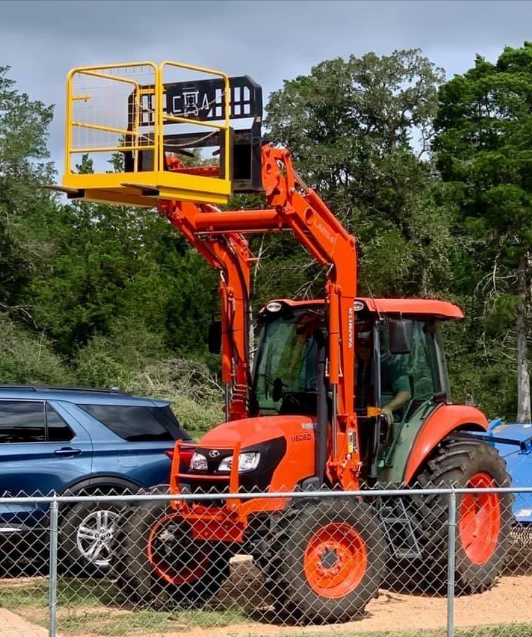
0;400;92;527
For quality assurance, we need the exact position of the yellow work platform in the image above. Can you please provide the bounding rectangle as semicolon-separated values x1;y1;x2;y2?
59;170;231;207
53;61;233;207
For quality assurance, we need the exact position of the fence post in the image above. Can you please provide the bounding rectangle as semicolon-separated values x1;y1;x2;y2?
48;495;59;637
447;490;457;637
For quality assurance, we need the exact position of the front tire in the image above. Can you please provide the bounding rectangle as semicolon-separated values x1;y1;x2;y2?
415;438;512;593
265;499;386;624
113;500;233;608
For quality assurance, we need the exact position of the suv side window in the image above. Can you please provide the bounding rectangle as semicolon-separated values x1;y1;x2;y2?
0;401;45;443
46;404;74;442
78;404;184;442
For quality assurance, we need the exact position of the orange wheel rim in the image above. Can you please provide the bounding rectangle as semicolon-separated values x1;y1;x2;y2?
459;472;500;565
304;522;367;598
147;514;211;585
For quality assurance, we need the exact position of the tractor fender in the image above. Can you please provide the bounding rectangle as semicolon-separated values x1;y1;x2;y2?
402;404;488;485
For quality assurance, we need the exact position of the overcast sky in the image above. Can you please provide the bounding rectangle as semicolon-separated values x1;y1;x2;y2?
2;0;532;172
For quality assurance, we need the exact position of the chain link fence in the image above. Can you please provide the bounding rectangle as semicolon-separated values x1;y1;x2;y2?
0;487;529;637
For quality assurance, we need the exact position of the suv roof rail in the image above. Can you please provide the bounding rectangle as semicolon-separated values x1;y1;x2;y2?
0;385;130;395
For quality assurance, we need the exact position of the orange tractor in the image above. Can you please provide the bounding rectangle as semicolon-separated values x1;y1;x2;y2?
55;62;512;622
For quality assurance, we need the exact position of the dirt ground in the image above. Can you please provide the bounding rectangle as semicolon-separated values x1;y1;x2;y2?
183;556;532;637
65;556;532;637
0;608;48;637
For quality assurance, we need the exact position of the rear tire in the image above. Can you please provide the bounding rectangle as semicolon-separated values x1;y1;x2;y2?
414;438;512;593
265;499;386;624
113;500;233;608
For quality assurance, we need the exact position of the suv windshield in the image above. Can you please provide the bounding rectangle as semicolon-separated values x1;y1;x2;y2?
252;310;324;413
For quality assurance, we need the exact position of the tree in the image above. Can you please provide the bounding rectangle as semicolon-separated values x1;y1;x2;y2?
30;154;217;356
265;50;450;300
434;43;532;422
0;66;57;319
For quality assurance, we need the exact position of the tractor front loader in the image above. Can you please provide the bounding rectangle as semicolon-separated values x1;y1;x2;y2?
52;61;513;623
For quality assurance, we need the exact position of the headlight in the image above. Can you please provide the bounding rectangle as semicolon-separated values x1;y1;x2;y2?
218;452;261;473
190;452;208;471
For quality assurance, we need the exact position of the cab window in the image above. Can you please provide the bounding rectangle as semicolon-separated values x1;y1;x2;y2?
356;320;443;410
380;321;441;404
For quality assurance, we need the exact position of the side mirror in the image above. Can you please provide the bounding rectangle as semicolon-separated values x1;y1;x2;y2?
389;319;413;355
207;320;222;354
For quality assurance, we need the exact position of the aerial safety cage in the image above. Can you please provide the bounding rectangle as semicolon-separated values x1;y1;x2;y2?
56;61;263;207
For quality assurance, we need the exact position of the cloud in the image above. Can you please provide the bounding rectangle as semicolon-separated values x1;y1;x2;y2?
2;0;532;171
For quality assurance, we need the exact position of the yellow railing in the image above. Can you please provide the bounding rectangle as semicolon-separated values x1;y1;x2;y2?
65;61;158;176
60;60;233;206
65;60;231;178
158;60;231;182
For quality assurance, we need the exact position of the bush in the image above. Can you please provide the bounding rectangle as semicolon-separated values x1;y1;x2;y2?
127;358;224;438
167;394;223;438
0;314;73;385
75;321;165;389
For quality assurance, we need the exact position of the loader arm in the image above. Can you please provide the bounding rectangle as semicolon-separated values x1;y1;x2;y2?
158;199;251;422
159;144;360;488
261;146;359;487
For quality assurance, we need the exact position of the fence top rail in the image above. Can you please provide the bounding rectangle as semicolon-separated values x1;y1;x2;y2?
3;485;532;505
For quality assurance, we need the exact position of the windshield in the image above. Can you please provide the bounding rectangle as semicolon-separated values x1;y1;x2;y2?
252;310;323;413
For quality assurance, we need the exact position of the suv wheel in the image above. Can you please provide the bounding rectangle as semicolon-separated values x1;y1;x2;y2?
60;501;127;575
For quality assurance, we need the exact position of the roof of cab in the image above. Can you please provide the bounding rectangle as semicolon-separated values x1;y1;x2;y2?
267;298;464;320
361;298;464;320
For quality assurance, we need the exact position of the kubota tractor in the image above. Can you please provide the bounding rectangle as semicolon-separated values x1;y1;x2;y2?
53;61;512;623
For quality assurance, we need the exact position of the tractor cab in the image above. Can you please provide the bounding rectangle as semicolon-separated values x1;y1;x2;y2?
251;297;462;484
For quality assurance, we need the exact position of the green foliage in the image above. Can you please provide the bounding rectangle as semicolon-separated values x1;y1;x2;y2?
267;50;443;216
161;394;222;439
442;308;517;420
266;50;451;300
435;42;532;419
127;359;224;438
0;66;57;312
154;234;218;353
74;320;165;388
435;43;532;267
0;314;72;385
29;193;216;355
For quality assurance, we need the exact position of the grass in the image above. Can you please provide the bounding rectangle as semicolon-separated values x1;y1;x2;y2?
0;577;246;636
0;578;530;637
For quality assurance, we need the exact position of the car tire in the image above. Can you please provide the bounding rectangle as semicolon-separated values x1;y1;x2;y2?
60;501;128;575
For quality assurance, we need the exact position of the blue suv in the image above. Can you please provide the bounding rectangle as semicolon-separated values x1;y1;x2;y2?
0;385;192;572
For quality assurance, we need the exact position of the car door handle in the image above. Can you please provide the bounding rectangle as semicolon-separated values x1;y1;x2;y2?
54;447;82;457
